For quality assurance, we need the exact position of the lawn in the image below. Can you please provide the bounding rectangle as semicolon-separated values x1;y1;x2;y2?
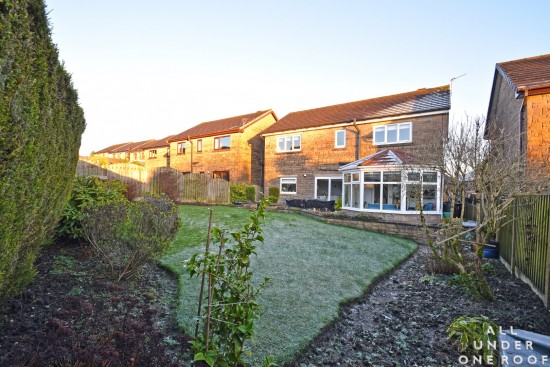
161;205;417;366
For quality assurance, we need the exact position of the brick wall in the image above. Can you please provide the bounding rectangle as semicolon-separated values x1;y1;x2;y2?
263;113;448;200
170;113;277;185
170;133;246;180
525;93;550;172
242;113;277;187
143;146;170;169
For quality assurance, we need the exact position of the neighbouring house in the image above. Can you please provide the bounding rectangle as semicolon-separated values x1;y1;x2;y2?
261;86;450;222
168;109;278;186
94;140;154;162
486;53;550;174
137;136;173;169
93;142;131;161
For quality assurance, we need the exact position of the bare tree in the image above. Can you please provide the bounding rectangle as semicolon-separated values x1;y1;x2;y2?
414;115;549;300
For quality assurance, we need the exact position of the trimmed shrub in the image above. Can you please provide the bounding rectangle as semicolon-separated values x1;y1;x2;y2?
230;182;248;203
0;0;86;301
245;185;256;202
81;194;180;281
268;187;280;204
57;176;128;239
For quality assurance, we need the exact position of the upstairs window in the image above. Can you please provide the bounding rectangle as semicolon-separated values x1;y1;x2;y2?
214;136;230;150
335;130;346;148
197;139;203;152
277;135;301;152
177;142;186;155
373;122;412;145
149;149;157;159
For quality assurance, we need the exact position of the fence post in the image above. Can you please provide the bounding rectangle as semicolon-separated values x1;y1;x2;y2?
545;207;550;309
510;200;517;275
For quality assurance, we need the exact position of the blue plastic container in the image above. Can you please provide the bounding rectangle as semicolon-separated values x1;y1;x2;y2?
483;241;499;259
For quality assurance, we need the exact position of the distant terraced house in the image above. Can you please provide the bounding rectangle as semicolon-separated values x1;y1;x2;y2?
261;86;451;223
168;109;278;186
94;140;153;162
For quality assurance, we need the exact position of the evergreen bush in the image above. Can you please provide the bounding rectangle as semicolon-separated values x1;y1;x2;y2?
0;0;86;301
268;187;280;204
245;185;256;202
230;182;248;203
57;176;128;239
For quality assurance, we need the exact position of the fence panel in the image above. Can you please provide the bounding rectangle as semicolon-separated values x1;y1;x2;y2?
498;195;550;307
76;161;229;204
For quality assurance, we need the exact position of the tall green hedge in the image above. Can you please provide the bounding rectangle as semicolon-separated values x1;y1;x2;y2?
0;0;86;301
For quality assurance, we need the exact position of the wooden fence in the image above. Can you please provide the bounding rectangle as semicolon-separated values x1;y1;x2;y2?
498;195;550;308
76;160;230;204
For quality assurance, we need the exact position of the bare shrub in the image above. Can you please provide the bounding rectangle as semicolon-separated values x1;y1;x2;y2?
82;194;180;281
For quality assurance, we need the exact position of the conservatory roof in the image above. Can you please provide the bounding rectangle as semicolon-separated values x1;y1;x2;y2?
339;149;414;171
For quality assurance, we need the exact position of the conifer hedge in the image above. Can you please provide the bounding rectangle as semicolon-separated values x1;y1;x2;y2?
0;0;86;301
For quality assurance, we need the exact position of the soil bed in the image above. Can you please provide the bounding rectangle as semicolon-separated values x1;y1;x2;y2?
289;246;550;367
0;240;190;367
2;243;550;367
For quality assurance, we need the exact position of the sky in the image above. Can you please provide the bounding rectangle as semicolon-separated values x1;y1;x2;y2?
44;0;550;155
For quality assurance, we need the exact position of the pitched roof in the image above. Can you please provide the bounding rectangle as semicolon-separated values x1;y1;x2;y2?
496;54;550;92
139;136;174;150
114;140;155;153
339;149;414;171
94;142;131;154
262;86;450;135
170;109;275;142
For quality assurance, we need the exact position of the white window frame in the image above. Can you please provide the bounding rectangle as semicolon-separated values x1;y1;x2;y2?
276;135;302;152
314;176;343;200
335;130;346;148
214;135;230;150
341;168;441;213
177;142;186;155
373;122;412;145
280;177;297;195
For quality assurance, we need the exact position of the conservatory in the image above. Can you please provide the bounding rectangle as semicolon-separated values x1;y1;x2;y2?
339;149;442;214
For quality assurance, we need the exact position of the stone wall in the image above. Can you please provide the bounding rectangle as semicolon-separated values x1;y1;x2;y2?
289;209;439;245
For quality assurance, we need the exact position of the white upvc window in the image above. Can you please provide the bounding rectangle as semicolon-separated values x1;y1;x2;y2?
373;122;412;145
315;177;343;201
277;135;301;152
335;130;346;148
343;172;361;209
280;177;297;194
342;168;441;213
214;136;230;150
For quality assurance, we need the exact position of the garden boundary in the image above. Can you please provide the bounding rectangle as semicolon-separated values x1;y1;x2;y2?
76;160;230;204
498;195;550;308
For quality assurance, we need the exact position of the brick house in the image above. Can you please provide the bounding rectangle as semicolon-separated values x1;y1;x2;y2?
94;140;153;161
138;136;172;169
94;142;130;160
486;54;550;174
262;86;450;219
168;110;278;186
